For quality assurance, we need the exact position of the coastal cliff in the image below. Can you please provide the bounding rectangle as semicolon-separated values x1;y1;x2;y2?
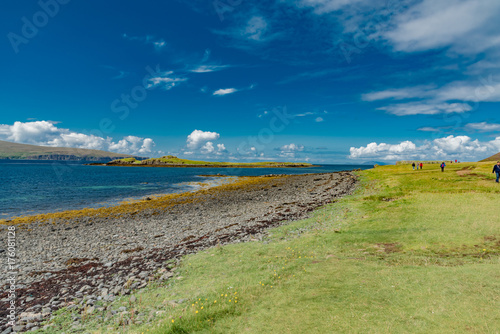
0;140;146;161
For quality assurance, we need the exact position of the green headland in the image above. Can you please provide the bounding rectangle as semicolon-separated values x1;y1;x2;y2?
98;155;315;168
0;140;143;161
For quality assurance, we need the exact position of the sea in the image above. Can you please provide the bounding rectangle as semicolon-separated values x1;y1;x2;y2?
0;160;371;219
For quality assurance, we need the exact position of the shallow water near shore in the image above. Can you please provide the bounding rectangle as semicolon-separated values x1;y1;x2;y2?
0;160;369;219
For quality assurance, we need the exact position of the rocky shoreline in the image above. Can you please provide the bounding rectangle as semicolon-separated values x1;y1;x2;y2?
0;172;357;333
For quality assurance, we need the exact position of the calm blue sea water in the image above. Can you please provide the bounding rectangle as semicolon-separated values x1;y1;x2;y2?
0;160;371;219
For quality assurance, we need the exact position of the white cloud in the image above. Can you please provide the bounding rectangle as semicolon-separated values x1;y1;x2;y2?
363;78;500;117
185;130;228;156
186;130;220;150
216;143;227;154
435;80;500;102
147;71;187;90
213;88;238;96
295;112;314;117
382;0;500;54
362;85;435;101
190;65;231;73
278;143;304;158
354;1;500;117
153;40;166;49
466;60;500;75
315;117;324;122
349;141;417;160
243;16;268;41
295;0;366;15
109;136;155;155
465;122;500;132
280;143;304;152
0;121;155;156
123;34;166;50
201;141;215;154
378;102;471;116
349;135;500;161
212;14;281;49
49;132;108;150
0;120;60;144
417;127;441;132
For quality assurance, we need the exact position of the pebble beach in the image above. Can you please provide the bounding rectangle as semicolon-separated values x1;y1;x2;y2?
0;171;357;332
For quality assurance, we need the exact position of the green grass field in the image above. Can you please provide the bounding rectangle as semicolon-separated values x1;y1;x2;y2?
38;162;500;333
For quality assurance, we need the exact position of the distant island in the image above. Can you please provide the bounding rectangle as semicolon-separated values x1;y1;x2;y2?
0;140;146;161
89;156;315;168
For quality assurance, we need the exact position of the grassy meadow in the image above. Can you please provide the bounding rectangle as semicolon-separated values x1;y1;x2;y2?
38;162;500;333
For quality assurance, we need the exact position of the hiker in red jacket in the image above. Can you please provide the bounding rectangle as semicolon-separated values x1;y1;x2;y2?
419;162;423;170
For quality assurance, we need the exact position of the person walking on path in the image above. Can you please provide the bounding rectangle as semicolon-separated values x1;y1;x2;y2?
440;162;446;172
493;161;500;183
412;162;415;170
419;162;423;170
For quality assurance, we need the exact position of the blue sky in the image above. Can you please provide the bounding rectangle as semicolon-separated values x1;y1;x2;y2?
1;0;500;163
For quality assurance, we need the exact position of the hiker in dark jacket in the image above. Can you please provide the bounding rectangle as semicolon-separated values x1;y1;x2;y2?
412;162;415;170
493;161;500;183
440;162;446;172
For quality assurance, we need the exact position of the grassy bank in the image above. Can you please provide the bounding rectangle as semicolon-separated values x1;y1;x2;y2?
37;162;499;333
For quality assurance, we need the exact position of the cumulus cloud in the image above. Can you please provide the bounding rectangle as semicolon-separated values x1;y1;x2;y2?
315;117;324;122
216;143;227;154
278;143;304;158
109;136;155;154
185;130;228;156
186;130;220;150
201;141;215;154
349;135;500;161
0;121;155;155
280;143;304;152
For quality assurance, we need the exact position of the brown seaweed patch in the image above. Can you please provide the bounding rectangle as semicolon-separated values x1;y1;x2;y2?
121;247;144;254
1;175;285;226
65;257;98;266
